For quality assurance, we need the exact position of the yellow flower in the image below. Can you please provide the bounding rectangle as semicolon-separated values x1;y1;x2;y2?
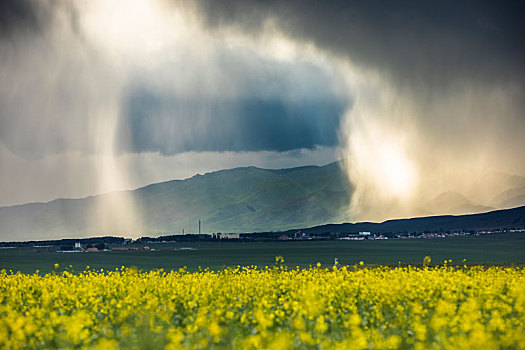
0;262;522;349
315;315;328;333
208;321;222;340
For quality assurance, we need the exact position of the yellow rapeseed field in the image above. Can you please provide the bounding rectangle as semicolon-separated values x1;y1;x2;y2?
1;259;524;349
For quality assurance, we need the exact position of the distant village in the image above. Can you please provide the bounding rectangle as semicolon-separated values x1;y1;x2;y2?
2;227;523;250
136;228;525;244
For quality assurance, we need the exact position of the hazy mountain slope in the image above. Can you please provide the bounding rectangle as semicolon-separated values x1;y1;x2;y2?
136;162;353;234
417;172;525;216
493;186;525;209
2;160;525;241
0;161;352;240
423;191;493;215
465;172;525;206
499;194;525;209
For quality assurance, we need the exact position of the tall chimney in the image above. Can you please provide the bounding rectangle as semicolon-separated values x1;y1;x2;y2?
199;220;201;234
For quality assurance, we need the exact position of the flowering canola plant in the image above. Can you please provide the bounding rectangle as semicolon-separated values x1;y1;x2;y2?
0;262;524;349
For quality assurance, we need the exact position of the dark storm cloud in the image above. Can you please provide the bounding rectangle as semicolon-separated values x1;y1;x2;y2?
0;0;48;37
0;0;349;157
116;44;350;155
195;0;525;87
0;0;90;159
120;89;345;155
192;0;525;221
1;0;523;160
0;0;79;39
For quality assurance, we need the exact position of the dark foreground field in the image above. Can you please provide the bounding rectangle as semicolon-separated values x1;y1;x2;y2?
1;233;524;274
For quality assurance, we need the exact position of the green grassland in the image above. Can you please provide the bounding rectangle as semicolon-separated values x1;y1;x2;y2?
1;233;524;274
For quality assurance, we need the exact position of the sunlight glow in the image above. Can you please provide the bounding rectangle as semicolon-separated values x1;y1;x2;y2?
348;117;419;203
376;144;417;198
80;0;190;58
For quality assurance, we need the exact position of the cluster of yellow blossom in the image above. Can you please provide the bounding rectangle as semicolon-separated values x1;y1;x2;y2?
0;263;523;349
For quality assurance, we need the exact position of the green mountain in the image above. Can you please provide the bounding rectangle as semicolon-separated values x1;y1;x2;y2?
2;160;525;241
135;161;353;234
0;161;353;241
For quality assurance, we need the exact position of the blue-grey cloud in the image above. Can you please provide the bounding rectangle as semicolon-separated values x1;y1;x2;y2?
115;42;350;154
119;85;346;155
121;91;345;154
0;0;350;158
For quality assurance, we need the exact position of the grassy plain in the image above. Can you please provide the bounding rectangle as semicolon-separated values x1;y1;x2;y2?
1;233;524;274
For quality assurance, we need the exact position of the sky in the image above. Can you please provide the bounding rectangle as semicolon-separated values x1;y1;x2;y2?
0;0;524;222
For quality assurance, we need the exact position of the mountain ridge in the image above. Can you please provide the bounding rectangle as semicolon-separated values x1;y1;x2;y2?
1;160;525;241
294;205;525;235
0;161;353;240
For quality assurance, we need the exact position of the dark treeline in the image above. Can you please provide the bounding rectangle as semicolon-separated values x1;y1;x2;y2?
2;228;521;248
2;205;524;247
0;236;125;248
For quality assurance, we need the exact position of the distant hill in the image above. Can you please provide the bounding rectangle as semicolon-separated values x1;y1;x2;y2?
0;161;353;241
296;206;525;235
135;161;353;234
1;160;525;241
465;171;525;207
423;191;493;216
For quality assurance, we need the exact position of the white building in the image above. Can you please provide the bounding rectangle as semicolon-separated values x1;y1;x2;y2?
219;233;240;239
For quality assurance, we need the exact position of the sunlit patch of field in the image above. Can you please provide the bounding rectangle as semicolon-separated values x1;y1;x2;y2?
1;261;523;349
